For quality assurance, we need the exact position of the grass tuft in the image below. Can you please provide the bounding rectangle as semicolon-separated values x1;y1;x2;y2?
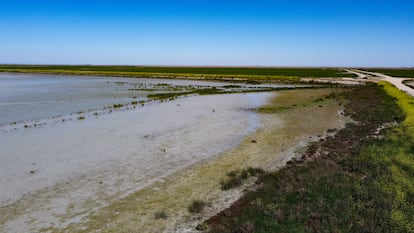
154;210;168;220
220;167;265;190
188;200;207;214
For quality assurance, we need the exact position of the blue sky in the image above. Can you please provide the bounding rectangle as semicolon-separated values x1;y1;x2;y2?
0;0;413;67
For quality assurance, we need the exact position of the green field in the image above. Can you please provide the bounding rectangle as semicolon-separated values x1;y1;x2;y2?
0;65;353;82
363;68;414;78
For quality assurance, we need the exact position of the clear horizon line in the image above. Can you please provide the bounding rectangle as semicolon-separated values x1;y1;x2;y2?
0;63;413;69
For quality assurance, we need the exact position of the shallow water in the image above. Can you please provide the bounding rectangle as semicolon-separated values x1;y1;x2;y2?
0;72;287;126
0;73;274;232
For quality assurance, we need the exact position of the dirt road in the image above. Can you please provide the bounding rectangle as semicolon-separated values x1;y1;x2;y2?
351;69;414;97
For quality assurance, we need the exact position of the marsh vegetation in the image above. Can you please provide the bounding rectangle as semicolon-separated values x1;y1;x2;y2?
204;83;414;232
0;65;354;82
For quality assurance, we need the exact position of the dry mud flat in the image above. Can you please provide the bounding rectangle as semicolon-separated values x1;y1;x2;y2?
0;88;347;233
